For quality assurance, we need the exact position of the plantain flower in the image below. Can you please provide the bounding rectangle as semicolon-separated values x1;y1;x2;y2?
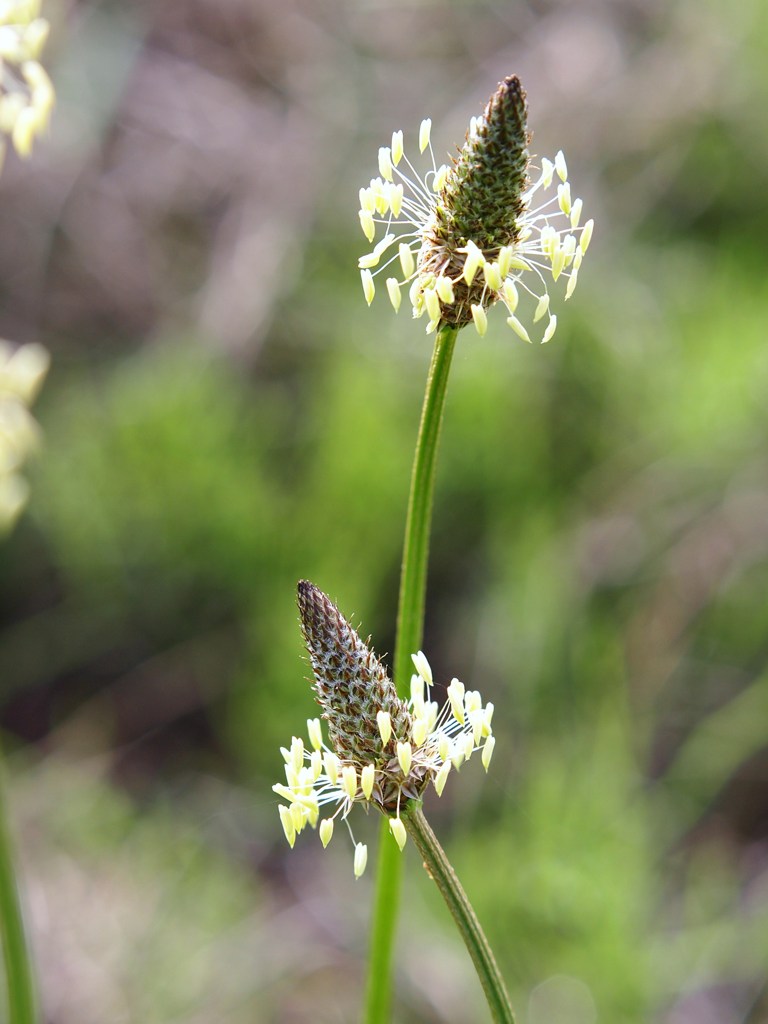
357;75;593;343
0;0;55;168
273;581;495;877
0;341;49;530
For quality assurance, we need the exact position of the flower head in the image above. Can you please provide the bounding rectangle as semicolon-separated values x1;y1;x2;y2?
357;75;593;343
273;581;496;876
0;0;55;167
0;340;49;531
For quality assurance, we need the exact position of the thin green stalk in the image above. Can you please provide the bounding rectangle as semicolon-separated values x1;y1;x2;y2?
364;323;459;1024
402;803;515;1024
0;750;37;1024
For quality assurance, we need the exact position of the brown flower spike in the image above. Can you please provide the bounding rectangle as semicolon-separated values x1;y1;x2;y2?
358;74;594;342
273;582;496;877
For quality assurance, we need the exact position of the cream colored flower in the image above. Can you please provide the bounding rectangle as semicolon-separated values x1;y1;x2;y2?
358;75;593;343
273;582;495;877
0;0;55;168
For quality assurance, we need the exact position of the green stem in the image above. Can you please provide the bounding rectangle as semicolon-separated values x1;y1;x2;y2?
402;803;515;1024
364;323;459;1024
0;748;37;1024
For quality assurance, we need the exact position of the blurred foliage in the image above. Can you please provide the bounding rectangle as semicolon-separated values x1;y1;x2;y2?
1;0;768;1021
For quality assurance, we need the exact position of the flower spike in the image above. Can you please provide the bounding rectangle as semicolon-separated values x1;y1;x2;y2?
273;582;496;877
357;75;592;343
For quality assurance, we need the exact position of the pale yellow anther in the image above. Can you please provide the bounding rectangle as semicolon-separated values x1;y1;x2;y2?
397;740;413;776
307;718;323;751
483;261;502;291
554;150;568;182
557;181;572;216
290;801;305;832
503;279;519;311
386;278;402;313
272;782;294;803
426;317;439;334
370;177;389;215
377;710;393;746
580;219;594;253
361;269;375;305
462;733;475;761
323;750;339;786
399;243;415;279
425;701;438;732
424;287;441;323
11;107;36;158
533;293;550;323
306;799;319;829
434;759;451;796
23;19;49;60
469;708;484;745
471;304;488;337
359;187;375;213
412;717;428;746
391;129;404;166
411;650;433;686
290;737;305;775
390;183;404;217
506;255;530;271
482;703;494;735
434;164;449;191
462;242;483;285
448;678;466;724
540;225;557;259
310;749;323;780
354;842;368;878
451;746;465;770
279;805;296;847
361;764;375;800
389;816;407;851
419;117;432;153
358;251;380;270
565;270;579;300
378;146;394;182
482;735;496;771
507;316;531;343
542;314;558;345
570;198;583;229
540;157;554;187
297;766;314;795
280;746;291;765
498;245;514;278
438;733;451;763
562;234;577;264
573;248;584;271
465;690;482;713
342;765;358;802
319;818;334;848
551;246;566;282
436;275;454;304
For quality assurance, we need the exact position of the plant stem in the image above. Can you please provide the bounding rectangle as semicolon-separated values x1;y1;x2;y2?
402;803;516;1024
0;749;37;1024
364;323;459;1024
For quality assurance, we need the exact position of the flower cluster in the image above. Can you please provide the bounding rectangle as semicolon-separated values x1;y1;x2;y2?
0;341;49;530
0;0;55;167
273;581;495;877
357;75;593;343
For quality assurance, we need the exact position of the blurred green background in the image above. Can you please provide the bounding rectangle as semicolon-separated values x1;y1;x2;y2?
2;0;768;1021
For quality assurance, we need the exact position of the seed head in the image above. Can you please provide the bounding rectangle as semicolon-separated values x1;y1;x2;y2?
357;75;594;341
274;583;496;877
